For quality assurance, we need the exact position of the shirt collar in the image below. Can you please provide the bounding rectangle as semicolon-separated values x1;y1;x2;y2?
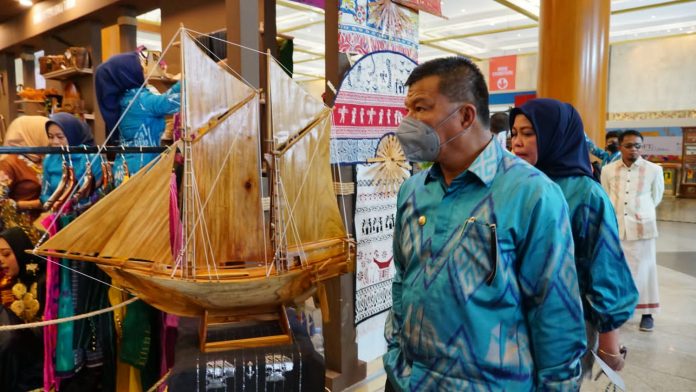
425;138;500;187
621;156;644;168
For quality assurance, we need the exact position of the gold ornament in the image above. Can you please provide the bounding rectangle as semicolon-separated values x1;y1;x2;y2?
11;282;27;299
10;300;25;317
366;135;411;197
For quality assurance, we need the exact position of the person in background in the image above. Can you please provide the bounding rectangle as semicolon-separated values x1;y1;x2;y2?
0;227;45;391
0;116;49;241
40;113;102;210
490;111;510;150
95;51;180;185
510;98;638;374
587;130;621;167
601;130;664;332
385;57;586;391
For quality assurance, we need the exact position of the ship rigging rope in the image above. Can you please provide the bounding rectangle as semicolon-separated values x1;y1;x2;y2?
185;29;272;279
276;177;308;273
185;27;344;278
185;30;274;274
0;296;139;332
198;33;355;246
189;151;219;280
170;108;247;279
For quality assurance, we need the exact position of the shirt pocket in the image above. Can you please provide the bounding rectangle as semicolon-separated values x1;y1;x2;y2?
449;217;499;302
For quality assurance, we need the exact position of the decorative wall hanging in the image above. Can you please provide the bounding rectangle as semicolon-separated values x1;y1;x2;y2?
330;50;416;164
392;0;442;16
354;135;410;324
338;0;419;61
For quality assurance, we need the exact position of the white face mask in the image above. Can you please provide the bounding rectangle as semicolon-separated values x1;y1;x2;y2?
395;106;471;162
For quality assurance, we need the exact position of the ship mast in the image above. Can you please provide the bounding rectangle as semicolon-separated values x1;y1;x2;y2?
266;50;287;273
181;27;195;278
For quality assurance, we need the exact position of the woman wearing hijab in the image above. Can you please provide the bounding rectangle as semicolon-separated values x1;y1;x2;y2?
0;116;49;241
95;51;180;185
0;227;44;391
40;112;102;209
510;98;638;374
38;116;114;391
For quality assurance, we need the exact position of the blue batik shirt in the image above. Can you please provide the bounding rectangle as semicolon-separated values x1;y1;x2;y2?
553;176;638;332
113;82;180;185
384;140;586;391
585;135;621;166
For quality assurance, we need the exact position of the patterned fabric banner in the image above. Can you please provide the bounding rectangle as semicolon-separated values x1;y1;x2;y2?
392;0;441;16
354;163;409;324
331;51;416;164
338;0;419;60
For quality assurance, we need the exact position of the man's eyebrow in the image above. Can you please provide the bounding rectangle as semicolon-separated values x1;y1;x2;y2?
405;96;430;106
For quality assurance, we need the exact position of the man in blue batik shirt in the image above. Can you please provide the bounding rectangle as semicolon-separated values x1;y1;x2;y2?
586;130;622;166
385;57;586;391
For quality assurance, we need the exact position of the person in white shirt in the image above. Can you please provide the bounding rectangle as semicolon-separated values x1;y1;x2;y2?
601;129;664;332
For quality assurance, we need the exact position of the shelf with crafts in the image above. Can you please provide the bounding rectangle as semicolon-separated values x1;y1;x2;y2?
41;67;93;81
14;100;47;116
680;127;696;198
41;68;96;124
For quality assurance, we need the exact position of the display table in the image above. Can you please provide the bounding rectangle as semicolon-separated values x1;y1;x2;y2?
167;309;325;391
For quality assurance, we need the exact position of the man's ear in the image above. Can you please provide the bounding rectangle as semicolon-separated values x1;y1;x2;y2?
459;104;477;129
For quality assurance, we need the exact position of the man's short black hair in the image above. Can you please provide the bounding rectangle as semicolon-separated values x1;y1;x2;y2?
619;129;643;143
490;112;509;134
605;130;620;140
405;57;490;128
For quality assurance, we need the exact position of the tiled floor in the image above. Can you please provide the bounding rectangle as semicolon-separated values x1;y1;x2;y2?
342;198;696;392
657;197;696;223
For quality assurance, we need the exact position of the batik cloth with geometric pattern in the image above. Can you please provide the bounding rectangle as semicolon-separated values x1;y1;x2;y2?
384;140;586;391
554;176;638;332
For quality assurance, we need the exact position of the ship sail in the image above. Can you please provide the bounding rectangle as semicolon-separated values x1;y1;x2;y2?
268;59;346;252
36;146;177;264
181;31;268;267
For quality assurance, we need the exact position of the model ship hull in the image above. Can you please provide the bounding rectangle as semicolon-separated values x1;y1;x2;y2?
38;237;353;317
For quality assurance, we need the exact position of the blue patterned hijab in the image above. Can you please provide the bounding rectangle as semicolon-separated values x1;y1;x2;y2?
509;98;593;179
45;112;95;146
95;52;144;142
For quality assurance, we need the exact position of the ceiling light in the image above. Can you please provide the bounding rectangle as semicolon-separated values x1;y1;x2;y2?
651;15;656;19
667;29;671;33
18;0;32;6
517;33;521;37
679;27;683;31
461;9;466;13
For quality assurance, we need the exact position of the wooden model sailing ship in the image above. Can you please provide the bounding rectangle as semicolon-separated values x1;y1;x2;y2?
35;29;354;351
